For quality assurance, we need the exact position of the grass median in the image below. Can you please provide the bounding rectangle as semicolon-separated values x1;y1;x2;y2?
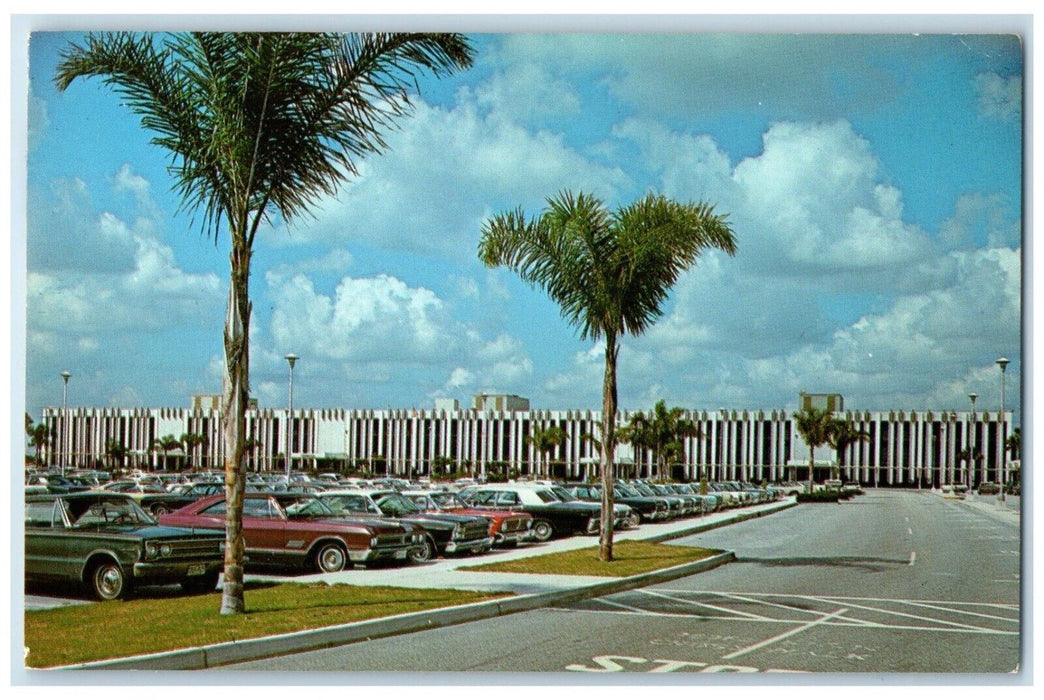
24;582;509;669
460;540;724;577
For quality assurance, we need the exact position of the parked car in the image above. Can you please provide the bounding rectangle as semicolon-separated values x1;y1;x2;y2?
462;484;602;542
563;482;670;523
24;492;225;600
159;492;425;572
317;489;494;561
550;485;638;528
623;481;686;519
101;480;201;516
402;490;535;547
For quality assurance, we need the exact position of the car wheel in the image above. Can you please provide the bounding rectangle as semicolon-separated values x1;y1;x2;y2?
151;504;170;516
89;560;129;601
625;512;641;528
182;571;220;594
409;537;436;564
313;542;348;573
532;520;553;542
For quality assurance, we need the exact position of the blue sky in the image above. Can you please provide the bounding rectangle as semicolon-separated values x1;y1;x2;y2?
19;24;1024;425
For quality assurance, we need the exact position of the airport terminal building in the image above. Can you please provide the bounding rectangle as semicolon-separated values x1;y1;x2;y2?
39;393;1017;489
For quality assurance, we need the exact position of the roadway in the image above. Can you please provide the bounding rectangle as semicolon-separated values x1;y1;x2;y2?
220;489;1022;675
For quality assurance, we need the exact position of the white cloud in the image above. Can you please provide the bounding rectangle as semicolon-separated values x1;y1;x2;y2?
257;98;630;256
261;270;535;407
975;72;1021;122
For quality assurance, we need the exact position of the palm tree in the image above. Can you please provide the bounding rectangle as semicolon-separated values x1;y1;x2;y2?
525;425;568;478
827;418;870;482
181;432;205;470
646;401;699;480
56;31;473;614
1006;427;1021;460
105;438;128;473
479;190;735;560
153;434;182;472
26;417;53;466
793;406;835;493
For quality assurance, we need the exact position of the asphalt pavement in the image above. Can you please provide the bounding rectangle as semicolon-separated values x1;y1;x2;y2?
37;488;1020;672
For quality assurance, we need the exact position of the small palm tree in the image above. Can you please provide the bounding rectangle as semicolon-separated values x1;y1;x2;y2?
793;406;835;493
153;434;182;472
480;190;735;560
525;425;568;478
827;418;870;482
56;31;473;614
181;432;205;470
1006;427;1021;460
105;438;128;473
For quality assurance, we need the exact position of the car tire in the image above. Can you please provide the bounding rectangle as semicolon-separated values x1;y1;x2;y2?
182;571;220;594
151;504;170;516
313;542;348;573
89;560;129;601
532;520;553;542
409;537;436;564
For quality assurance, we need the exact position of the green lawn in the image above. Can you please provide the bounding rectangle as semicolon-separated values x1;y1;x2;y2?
24;582;507;669
460;540;723;577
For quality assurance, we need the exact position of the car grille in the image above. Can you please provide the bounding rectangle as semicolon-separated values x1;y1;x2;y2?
374;533;411;548
499;516;529;533
456;521;490;541
164;537;223;558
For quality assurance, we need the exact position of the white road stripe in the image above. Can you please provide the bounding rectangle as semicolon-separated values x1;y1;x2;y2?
564;608;1019;635
909;551;916;565
901;600;1020;624
803;596;996;632
638;589;773;620
722;608;850;659
715;591;882;627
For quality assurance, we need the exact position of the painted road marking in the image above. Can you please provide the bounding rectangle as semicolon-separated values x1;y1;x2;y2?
909;551;916;565
713;591;881;628
803;595;999;633
639;589;773;621
721;608;850;660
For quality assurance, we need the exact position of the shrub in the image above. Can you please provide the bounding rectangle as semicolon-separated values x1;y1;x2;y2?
797;491;841;503
978;482;1001;495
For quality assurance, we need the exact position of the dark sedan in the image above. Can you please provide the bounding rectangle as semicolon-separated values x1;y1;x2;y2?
463;484;602;542
317;490;493;562
25;492;225;600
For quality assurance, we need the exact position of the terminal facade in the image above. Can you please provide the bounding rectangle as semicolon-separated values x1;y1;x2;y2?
39;394;1016;489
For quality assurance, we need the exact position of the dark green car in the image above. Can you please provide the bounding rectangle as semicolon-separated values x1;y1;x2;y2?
25;492;225;601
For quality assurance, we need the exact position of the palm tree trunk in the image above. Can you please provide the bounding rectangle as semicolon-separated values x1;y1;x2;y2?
807;446;815;494
221;241;252;615
599;333;619;562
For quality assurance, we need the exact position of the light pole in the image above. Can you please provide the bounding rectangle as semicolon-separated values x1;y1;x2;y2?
284;353;298;480
60;371;71;475
967;392;977;488
996;357;1009;502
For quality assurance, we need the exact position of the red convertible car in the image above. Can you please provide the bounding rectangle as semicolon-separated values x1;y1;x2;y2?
159;492;425;573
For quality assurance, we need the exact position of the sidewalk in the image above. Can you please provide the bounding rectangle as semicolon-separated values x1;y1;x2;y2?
247;497;796;594
60;498;796;670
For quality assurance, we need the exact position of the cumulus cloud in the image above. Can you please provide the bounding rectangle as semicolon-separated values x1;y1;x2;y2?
257;98;630;256
975;72;1022;122
260;269;534;407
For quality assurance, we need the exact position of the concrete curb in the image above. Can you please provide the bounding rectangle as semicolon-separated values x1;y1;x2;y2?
54;500;795;671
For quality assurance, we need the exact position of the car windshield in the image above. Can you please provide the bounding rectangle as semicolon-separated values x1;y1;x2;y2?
65;496;155;527
374;493;422;517
550;486;576;502
281;496;335;518
428;492;466;509
631;483;656;496
321;494;379;515
534;489;560;503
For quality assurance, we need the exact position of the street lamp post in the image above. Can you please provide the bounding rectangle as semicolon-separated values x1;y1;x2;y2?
60;371;71;475
967;392;977;488
996;357;1009;502
285;353;298;481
